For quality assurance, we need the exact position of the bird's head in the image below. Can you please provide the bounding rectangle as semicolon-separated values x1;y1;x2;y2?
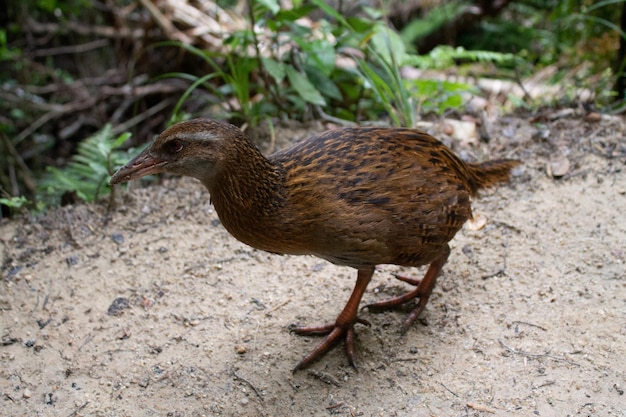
109;119;246;186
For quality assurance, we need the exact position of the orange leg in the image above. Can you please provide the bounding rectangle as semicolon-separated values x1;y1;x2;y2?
365;245;450;334
290;267;374;372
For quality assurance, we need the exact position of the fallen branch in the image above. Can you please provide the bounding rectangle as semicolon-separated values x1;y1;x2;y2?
28;39;110;58
25;17;154;40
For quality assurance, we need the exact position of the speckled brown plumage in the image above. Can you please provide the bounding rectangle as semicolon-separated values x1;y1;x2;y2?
110;119;520;371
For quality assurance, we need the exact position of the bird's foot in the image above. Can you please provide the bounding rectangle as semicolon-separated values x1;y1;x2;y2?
289;317;370;372
364;274;428;334
365;248;450;334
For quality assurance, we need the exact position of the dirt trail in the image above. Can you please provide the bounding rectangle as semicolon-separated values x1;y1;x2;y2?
1;114;625;416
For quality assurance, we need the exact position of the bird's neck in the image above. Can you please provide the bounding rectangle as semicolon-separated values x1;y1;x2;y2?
205;142;287;251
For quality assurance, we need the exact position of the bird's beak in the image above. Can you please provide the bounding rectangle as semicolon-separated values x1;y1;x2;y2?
109;147;166;185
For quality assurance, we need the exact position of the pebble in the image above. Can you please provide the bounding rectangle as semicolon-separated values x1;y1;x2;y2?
66;255;79;267
107;297;130;316
111;233;125;244
23;389;32;399
584;112;602;123
548;158;570;178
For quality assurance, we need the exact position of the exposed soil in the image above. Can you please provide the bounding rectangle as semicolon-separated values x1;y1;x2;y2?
1;112;625;416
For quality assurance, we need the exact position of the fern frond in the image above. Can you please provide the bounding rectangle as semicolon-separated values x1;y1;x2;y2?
37;125;136;207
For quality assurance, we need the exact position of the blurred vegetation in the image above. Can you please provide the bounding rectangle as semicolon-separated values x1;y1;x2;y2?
37;126;139;209
0;0;625;216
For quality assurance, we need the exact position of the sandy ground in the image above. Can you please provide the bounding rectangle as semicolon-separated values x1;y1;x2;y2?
1;113;625;417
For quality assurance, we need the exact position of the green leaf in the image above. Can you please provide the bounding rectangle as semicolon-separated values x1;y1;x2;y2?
285;66;326;105
255;0;280;15
308;0;350;27
112;132;132;149
345;17;372;33
301;39;336;76
275;5;317;23
261;57;286;83
37;125;139;208
370;24;409;66
400;1;468;44
0;196;28;209
305;66;342;101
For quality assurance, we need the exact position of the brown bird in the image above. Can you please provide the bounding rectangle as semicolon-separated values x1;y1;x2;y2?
110;119;519;371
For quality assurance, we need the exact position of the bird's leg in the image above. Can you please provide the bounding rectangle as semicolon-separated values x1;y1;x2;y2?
291;268;374;372
365;245;451;333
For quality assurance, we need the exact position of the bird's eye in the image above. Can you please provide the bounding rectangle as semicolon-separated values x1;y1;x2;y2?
166;139;184;153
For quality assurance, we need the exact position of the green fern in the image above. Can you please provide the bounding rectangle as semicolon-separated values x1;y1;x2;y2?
409;45;520;69
38;125;136;207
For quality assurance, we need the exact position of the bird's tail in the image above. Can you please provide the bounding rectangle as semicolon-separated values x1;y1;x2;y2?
466;159;520;195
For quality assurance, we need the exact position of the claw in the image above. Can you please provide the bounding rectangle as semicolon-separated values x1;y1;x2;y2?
292;268;374;371
364;247;451;332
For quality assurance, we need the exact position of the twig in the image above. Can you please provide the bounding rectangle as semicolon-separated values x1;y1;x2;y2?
23;70;127;94
512;321;547;331
498;339;580;366
307;370;341;387
561;168;590;182
512;63;533;103
313;106;357;126
67;401;90;417
13;98;96;145
78;334;94;352
137;0;192;43
481;269;505;279
233;370;264;402
101;80;182;97
25;17;150;40
439;382;459;397
326;402;345;410
391;357;424;362
535;380;556;389
266;299;291;315
467;402;496;413
29;39;110;58
111;98;177;135
0;131;36;193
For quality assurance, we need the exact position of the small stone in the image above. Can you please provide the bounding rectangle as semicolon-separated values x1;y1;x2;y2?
312;263;325;272
442;118;479;147
7;266;22;277
107;297;130;316
442;123;455;136
111;233;125;244
66;255;79;267
548;158;570;178
236;345;247;354
23;389;32;399
584;112;602;123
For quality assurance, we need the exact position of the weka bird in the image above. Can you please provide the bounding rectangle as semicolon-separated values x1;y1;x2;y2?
110;119;519;371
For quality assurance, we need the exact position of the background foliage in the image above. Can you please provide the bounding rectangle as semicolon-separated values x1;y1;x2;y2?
1;0;625;215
